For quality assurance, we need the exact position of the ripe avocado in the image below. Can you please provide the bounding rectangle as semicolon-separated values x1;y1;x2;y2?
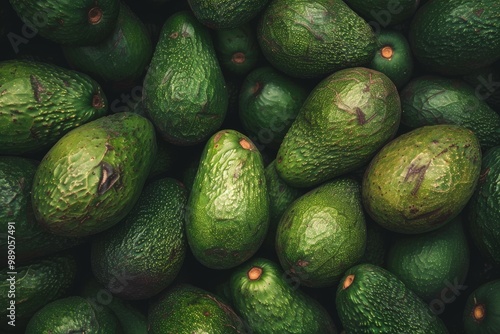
463;279;500;333
91;177;187;300
32;112;156;237
276;67;401;188
258;0;377;78
362;124;481;234
276;178;366;287
185;129;269;269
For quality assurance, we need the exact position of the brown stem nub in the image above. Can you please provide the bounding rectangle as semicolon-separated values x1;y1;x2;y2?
239;138;252;150
92;93;104;109
381;46;394;60
343;274;355;290
473;304;486;322
232;52;246;65
247;267;263;281
88;7;103;25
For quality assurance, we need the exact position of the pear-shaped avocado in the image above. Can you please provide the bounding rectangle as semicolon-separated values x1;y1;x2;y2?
32;112;156;237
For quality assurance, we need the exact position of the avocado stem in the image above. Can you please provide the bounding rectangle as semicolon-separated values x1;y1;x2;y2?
247;267;263;280
232;52;246;65
381;46;394;60
343;274;355;290
239;138;252;150
473;304;486;322
88;7;103;25
92;93;104;109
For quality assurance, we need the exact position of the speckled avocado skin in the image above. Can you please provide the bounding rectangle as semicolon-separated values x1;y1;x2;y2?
32;112;156;238
362;124;481;234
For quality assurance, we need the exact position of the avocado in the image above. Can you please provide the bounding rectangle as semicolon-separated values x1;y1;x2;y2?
9;0;119;46
462;63;500;113
362;124;481;234
258;0;377;78
276;67;401;188
31;112;156;237
91;177;187;300
276;178;366;287
409;0;500;75
463;279;500;333
239;66;308;150
63;3;153;86
400;75;500;149
214;23;261;76
467;145;500;265
148;284;247;334
336;263;448;333
142;11;228;146
25;296;122;334
344;0;420;26
0;253;77;327
186;129;269;269
229;257;337;334
0;156;82;263
0;60;107;155
369;29;414;88
188;0;269;29
386;216;470;302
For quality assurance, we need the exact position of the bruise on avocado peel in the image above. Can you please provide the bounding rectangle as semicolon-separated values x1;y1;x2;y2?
98;162;119;195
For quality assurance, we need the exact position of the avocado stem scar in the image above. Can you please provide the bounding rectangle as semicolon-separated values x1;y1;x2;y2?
472;304;485;322
248;266;263;280
88;7;103;25
343;274;355;289
239;138;252;150
232;52;246;64
381;46;394;60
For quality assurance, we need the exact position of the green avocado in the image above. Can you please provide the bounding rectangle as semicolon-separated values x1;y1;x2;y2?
258;0;377;78
276;67;401;188
362;124;481;234
31;112;156;237
142;11;228;145
463;279;500;333
409;0;500;75
344;0;420;26
91;177;187;300
185;129;269;269
336;263;448;333
0;60;107;155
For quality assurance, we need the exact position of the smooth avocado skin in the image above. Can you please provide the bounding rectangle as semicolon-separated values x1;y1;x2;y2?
9;0;119;46
91;177;187;300
276;178;366;287
0;157;82;263
0;60;108;155
32;112;156;238
344;0;420;26
185;129;269;269
362;124;482;234
188;0;269;29
258;0;377;79
276;67;401;188
148;284;247;334
336;263;448;333
467;146;500;265
25;296;122;334
386;216;470;302
229;257;337;334
400;75;500;149
463;279;500;333
143;11;228;146
409;0;500;75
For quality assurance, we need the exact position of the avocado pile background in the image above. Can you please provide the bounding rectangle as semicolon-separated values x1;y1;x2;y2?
0;0;500;334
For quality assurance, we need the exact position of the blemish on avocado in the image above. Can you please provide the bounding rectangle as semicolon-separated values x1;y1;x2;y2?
98;162;119;195
404;162;430;196
30;75;44;103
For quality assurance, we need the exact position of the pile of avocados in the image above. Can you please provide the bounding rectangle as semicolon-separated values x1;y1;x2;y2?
1;0;500;333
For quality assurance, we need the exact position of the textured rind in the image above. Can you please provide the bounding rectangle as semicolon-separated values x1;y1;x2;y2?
25;296;122;334
362;124;481;234
186;129;269;269
467;146;500;265
258;0;377;78
336;263;448;334
276;178;366;287
344;0;420;26
276;67;401;188
91;177;187;300
463;279;500;333
0;253;77;322
409;0;500;75
142;11;228;146
0;60;108;155
229;258;337;334
0;157;83;263
148;284;246;334
31;112;156;237
188;0;269;29
9;0;119;45
400;75;500;149
386;216;470;302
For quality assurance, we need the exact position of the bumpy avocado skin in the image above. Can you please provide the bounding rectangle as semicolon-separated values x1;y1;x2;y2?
32;112;156;237
362;124;481;234
143;11;228;146
276;67;401;188
0;60;108;155
409;0;500;75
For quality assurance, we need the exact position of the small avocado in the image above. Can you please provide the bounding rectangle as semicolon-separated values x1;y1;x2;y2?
463;279;500;333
